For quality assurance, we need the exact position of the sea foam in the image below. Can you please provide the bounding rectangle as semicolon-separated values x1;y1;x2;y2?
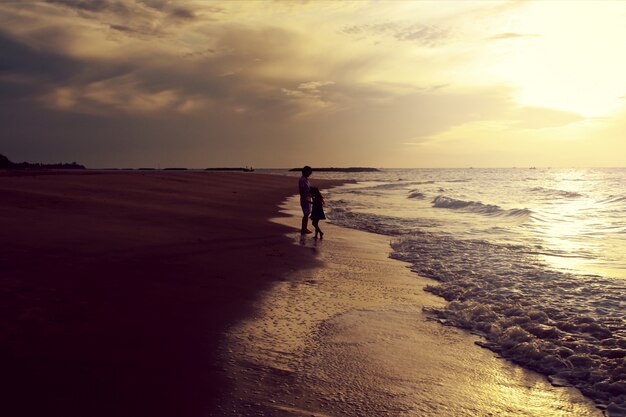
392;232;626;414
328;201;626;415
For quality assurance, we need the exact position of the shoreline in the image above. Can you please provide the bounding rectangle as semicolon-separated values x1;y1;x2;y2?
220;194;603;416
0;171;343;417
0;170;606;416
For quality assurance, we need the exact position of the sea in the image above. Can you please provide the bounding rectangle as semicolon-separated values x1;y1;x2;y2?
263;168;626;415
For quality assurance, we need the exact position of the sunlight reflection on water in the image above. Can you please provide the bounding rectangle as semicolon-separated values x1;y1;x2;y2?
306;168;626;413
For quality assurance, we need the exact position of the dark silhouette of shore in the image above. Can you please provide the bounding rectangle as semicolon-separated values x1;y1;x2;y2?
205;167;254;172
0;153;85;170
288;167;380;173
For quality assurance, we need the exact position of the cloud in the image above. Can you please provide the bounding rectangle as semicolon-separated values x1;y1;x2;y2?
0;30;76;79
37;77;193;115
0;0;551;167
514;107;583;129
168;6;195;20
298;81;335;91
1;0;617;169
109;23;142;34
1;2;449;122
46;0;128;13
47;0;197;20
281;81;336;115
342;22;449;47
394;24;449;46
400;90;585;149
488;32;538;40
44;0;200;38
0;3;310;119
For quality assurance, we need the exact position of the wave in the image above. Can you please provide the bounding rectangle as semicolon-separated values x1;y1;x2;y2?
601;195;626;204
362;180;437;191
328;203;440;235
433;195;500;212
367;183;410;191
328;187;626;412
432;196;531;218
530;187;583;199
407;190;425;199
390;233;626;414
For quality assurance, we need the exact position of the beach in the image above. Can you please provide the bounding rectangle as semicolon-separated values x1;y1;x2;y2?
3;1;625;415
0;171;604;416
219;195;602;416
0;171;341;417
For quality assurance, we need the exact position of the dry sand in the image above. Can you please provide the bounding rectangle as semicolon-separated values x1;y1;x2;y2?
0;171;341;417
220;195;603;417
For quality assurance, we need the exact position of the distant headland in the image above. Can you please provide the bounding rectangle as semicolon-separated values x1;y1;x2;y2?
205;167;254;172
0;153;85;170
288;167;380;173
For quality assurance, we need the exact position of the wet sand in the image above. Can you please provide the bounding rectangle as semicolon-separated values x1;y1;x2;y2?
0;171;342;417
221;195;603;416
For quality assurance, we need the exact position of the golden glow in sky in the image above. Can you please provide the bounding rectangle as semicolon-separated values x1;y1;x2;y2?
0;0;625;167
485;2;626;117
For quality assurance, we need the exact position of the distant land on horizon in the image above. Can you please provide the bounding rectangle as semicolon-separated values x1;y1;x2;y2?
0;153;85;170
205;167;255;172
288;167;381;173
95;167;255;172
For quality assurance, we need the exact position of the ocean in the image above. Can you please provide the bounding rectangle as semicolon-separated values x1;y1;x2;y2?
263;168;626;415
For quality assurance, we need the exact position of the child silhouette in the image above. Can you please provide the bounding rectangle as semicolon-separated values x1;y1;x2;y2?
310;187;326;239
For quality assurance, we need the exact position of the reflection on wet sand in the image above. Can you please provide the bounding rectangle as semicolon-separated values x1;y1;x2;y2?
219;197;601;417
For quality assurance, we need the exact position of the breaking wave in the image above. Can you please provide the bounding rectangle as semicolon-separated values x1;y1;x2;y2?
432;196;532;219
328;203;439;234
350;180;437;193
390;233;626;416
407;190;425;199
530;187;584;199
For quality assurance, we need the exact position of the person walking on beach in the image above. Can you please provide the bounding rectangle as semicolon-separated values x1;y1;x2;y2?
310;187;326;239
299;166;313;234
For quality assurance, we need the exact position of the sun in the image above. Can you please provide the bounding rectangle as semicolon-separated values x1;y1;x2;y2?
484;1;626;117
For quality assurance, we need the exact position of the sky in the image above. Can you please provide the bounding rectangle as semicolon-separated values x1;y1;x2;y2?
1;0;626;168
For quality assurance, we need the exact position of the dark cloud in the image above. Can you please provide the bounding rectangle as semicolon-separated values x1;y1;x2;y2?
1;12;314;121
2;2;412;122
109;24;136;33
168;6;195;20
139;0;198;20
0;30;83;86
46;0;199;38
0;25;143;112
46;0;132;15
